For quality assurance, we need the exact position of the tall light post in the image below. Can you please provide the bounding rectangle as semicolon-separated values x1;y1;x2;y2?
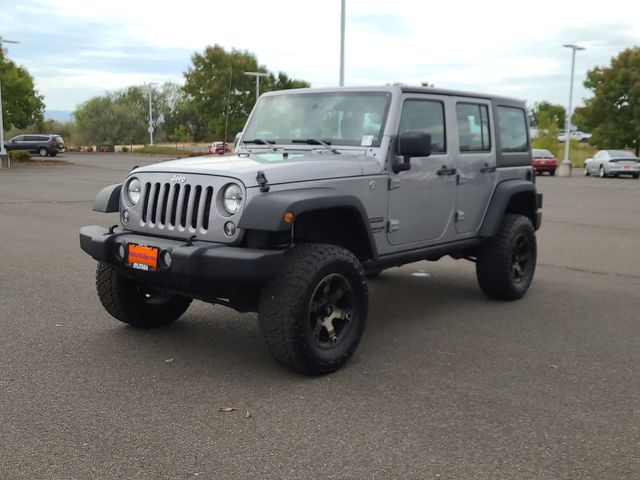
340;0;345;86
558;43;586;177
0;36;20;169
147;82;158;146
244;72;268;101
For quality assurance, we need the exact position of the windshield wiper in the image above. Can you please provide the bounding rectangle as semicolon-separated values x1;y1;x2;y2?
291;138;341;154
242;139;275;145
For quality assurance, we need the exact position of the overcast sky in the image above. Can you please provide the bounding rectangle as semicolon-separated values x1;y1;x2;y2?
1;0;639;114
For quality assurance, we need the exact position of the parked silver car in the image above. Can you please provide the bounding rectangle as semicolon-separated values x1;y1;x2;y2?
584;150;640;178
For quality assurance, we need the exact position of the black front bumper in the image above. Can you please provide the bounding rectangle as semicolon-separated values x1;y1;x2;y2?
79;225;285;282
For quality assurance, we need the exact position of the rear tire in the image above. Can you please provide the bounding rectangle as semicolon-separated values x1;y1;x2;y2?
258;243;368;375
549;170;555;176
599;165;606;178
96;262;191;328
476;214;537;300
633;173;639;179
39;147;49;157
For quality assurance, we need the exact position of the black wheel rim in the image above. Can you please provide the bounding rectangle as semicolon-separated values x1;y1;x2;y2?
511;233;532;284
308;273;355;349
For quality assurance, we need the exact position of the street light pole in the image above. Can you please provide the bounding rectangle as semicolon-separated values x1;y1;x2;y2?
244;72;268;101
340;0;345;86
558;43;586;177
0;36;20;169
147;82;157;146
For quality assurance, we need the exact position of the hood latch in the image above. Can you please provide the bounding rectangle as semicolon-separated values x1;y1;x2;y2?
256;171;270;193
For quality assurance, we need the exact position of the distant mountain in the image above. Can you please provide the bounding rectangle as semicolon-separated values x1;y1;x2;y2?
45;110;73;122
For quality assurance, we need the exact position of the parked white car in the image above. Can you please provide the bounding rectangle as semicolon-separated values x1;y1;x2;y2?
584;150;640;178
558;130;592;142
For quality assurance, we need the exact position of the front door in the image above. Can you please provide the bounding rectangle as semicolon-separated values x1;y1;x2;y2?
452;100;496;234
387;96;456;246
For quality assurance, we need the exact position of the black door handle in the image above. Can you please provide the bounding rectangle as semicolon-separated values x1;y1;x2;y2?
480;162;496;173
437;165;457;176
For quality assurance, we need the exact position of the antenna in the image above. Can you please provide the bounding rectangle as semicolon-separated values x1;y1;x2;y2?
223;69;233;152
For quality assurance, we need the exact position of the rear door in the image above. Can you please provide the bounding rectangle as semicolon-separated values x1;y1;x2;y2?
453;100;495;234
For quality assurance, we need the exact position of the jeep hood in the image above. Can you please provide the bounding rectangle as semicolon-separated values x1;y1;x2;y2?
134;150;382;187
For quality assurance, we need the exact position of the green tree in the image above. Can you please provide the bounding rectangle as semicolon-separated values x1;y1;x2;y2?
574;47;640;155
531;110;560;156
0;49;45;131
183;44;309;141
73;86;148;146
531;101;565;130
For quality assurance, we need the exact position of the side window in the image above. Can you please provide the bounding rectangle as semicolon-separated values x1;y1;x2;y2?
497;106;528;153
13;136;24;142
456;103;490;152
398;99;446;153
25;136;39;141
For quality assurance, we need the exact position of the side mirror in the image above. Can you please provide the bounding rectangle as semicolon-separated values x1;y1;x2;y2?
394;131;432;173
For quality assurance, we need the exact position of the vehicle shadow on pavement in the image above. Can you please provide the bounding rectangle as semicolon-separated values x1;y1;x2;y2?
90;264;489;379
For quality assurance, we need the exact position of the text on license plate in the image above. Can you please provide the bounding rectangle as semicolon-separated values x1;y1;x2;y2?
127;244;158;271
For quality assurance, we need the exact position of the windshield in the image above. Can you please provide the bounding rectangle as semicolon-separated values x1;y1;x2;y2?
242;92;391;147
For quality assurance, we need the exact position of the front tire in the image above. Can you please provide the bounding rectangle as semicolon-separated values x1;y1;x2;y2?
39;147;49;157
258;243;368;375
584;165;590;176
96;262;191;328
633;173;639;179
476;214;537;300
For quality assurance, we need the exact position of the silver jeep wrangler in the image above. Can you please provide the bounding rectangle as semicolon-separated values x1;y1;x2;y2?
80;86;542;375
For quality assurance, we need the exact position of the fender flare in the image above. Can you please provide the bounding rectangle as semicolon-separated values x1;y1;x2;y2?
478;180;540;237
239;187;377;260
94;184;122;213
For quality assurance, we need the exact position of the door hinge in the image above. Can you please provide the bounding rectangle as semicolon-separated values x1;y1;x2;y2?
388;178;401;190
387;219;400;232
455;210;465;222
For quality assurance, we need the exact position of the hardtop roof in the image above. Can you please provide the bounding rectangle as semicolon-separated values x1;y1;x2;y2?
260;85;525;106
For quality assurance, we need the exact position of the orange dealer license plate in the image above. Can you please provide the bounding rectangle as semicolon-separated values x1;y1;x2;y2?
127;244;159;271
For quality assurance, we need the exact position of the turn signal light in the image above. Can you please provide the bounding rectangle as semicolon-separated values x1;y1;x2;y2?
283;212;294;224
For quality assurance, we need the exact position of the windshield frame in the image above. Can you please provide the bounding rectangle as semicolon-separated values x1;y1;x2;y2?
242;91;393;148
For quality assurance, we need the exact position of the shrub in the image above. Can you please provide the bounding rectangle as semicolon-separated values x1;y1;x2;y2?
8;150;32;162
135;145;201;156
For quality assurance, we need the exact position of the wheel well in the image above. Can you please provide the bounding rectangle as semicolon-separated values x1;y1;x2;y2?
505;191;536;226
293;208;374;261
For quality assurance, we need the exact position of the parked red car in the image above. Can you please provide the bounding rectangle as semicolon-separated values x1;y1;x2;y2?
208;141;231;155
532;149;557;175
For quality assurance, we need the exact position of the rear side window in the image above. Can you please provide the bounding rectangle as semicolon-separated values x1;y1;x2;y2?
398;99;446;153
456;103;490;152
497;106;528;152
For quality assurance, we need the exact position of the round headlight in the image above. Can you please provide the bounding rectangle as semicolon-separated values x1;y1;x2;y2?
222;183;243;214
126;178;142;205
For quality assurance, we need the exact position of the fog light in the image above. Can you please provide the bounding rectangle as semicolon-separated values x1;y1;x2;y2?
160;250;172;269
121;210;130;224
223;221;237;237
115;243;126;261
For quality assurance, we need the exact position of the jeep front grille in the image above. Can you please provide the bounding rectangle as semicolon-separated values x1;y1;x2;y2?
141;182;214;233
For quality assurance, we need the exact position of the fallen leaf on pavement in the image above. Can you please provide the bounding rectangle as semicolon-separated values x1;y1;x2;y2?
218;407;236;413
244;409;252;418
164;358;175;363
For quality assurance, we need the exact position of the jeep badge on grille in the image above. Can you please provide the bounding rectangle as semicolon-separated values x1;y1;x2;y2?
170;174;186;183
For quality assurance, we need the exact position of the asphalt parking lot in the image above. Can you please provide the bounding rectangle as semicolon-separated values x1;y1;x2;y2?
1;153;639;479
